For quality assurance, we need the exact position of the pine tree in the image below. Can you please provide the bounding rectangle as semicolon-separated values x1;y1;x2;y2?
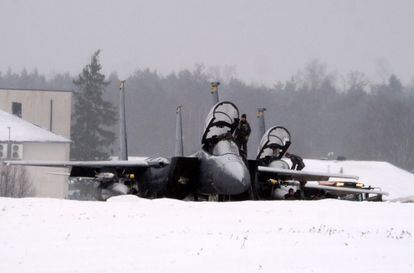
71;50;117;160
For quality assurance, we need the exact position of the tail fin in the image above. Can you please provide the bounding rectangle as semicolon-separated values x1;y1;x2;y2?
119;80;128;160
256;107;266;142
210;82;220;107
175;105;184;156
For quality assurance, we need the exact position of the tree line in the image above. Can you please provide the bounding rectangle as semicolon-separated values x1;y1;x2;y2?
1;55;413;172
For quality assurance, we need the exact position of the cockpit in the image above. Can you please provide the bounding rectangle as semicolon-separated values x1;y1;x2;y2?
257;126;291;162
201;101;239;148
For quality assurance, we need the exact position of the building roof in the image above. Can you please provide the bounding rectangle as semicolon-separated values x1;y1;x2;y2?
0;87;73;93
0;110;71;143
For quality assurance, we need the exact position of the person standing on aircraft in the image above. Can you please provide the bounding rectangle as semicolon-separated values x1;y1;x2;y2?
235;113;251;158
285;152;305;170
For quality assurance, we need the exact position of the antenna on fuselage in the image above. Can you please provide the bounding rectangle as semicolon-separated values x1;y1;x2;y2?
210;81;220;107
119;80;128;160
257;107;267;142
175;105;184;156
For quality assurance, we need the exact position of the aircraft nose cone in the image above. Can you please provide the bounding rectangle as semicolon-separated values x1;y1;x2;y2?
229;162;250;192
213;156;251;195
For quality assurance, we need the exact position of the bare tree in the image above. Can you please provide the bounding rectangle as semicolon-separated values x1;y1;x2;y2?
343;71;369;93
0;165;35;198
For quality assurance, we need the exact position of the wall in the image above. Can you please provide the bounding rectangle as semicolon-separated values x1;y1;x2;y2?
23;142;71;198
0;89;72;139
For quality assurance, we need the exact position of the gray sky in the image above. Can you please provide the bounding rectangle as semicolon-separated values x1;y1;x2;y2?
1;0;414;85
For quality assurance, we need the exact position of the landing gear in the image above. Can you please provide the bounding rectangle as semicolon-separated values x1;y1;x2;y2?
208;194;219;201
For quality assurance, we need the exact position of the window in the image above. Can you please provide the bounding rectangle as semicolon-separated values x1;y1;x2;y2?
12;102;22;118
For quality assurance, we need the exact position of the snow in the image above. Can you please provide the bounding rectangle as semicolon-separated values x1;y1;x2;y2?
1;196;413;273
0;110;70;143
0;155;413;272
304;159;414;200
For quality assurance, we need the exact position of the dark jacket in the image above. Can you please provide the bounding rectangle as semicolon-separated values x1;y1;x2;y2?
290;154;305;170
284;192;296;200
235;120;251;143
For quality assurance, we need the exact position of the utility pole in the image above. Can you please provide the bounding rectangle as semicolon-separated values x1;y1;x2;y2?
256;108;266;142
119;80;128;160
175;105;184;156
210;81;220;107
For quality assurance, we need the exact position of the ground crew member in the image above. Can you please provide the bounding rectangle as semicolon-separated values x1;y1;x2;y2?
235;113;251;158
284;188;296;200
285;152;305;170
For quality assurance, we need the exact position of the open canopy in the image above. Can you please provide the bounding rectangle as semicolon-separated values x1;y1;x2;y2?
201;101;239;144
257;126;291;160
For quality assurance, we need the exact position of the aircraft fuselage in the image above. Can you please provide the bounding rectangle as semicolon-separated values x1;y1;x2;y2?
196;140;251;196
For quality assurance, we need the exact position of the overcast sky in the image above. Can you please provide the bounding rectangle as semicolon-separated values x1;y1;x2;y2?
1;0;413;85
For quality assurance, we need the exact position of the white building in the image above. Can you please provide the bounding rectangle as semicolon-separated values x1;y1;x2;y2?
0;87;72;198
0;110;71;198
0;88;72;139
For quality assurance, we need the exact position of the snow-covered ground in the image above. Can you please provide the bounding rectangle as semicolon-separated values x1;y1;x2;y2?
1;196;413;273
1;159;413;272
304;159;414;200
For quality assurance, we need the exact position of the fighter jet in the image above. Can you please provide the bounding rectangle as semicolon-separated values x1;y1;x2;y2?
250;126;387;200
5;101;252;201
3;79;380;201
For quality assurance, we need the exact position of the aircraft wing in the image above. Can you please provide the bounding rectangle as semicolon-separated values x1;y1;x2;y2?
257;166;359;181
304;183;388;196
3;157;168;168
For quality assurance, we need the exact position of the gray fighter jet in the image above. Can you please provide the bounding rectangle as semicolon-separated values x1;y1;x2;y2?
251;126;387;200
4;81;371;201
5;101;252;200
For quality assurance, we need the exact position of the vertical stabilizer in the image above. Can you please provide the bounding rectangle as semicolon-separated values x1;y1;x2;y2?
210;82;220;107
119;80;128;160
175;105;184;156
49;100;53;132
257;107;266;142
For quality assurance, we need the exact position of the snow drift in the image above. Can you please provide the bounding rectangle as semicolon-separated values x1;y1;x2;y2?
304;159;414;199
